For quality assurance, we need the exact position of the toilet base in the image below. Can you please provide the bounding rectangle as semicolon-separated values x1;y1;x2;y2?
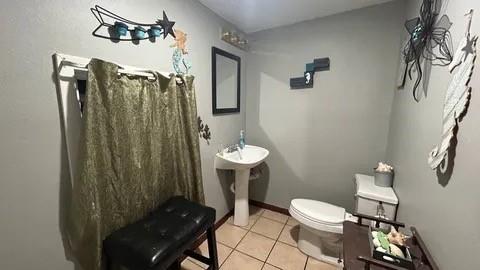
297;225;344;267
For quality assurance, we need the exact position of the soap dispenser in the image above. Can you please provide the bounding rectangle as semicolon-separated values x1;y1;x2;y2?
239;130;245;149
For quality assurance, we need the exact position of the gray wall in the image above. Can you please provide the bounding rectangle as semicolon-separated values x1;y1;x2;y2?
386;0;480;269
0;1;244;269
246;1;404;210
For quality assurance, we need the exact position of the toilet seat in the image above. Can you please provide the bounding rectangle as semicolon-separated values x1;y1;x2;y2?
289;199;345;234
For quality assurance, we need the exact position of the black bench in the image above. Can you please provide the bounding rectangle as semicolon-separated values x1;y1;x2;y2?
104;196;219;270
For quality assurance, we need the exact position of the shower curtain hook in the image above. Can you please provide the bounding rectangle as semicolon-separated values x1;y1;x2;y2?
175;74;186;85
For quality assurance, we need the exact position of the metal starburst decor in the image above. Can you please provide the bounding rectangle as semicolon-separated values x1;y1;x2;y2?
198;116;211;145
399;0;453;101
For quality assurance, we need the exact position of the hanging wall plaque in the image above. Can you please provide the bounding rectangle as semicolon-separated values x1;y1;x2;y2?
90;5;176;41
290;58;330;89
428;10;477;171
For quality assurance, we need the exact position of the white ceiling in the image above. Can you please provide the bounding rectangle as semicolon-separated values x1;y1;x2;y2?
198;0;394;33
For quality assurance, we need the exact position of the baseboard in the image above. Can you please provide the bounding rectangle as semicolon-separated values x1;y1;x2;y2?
249;199;291;216
215;208;234;230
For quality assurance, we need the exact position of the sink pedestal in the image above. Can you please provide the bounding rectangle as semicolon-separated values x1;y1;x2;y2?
233;169;250;226
214;145;269;227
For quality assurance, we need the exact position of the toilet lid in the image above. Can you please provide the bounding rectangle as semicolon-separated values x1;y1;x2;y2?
290;199;345;225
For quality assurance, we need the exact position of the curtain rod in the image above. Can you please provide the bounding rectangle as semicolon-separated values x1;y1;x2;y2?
55;53;172;80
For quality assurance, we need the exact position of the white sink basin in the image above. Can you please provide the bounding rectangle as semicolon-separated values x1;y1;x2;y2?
214;144;269;227
215;145;269;170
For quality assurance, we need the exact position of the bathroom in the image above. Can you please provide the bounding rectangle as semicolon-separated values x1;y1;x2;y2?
0;0;479;269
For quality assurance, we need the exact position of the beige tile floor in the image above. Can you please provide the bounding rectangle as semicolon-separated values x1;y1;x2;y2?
181;205;340;270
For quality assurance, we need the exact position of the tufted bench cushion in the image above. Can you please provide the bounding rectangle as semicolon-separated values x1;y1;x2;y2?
104;196;216;270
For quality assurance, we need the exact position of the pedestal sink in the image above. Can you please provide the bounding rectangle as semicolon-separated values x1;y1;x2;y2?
214;145;269;226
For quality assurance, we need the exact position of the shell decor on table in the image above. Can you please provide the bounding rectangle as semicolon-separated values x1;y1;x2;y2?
371;227;409;259
428;10;477;171
375;162;394;173
387;227;408;247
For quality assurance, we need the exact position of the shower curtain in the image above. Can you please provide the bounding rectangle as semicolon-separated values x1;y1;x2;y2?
67;59;204;270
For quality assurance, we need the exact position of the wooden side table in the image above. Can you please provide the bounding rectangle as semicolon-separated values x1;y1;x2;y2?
343;214;439;270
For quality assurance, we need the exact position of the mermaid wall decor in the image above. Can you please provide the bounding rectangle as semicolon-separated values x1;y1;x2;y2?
171;29;192;75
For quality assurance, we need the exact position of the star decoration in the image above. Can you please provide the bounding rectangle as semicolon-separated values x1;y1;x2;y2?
461;35;475;61
157;11;176;39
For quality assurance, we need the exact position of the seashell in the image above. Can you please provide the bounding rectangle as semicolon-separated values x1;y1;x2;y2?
389;244;405;258
388;227;407;246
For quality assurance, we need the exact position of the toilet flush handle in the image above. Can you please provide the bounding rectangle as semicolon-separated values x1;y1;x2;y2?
376;201;386;218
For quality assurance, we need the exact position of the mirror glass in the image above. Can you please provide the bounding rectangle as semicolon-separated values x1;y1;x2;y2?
212;47;240;114
216;55;238;109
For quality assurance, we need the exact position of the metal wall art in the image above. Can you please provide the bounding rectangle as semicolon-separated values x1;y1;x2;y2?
399;0;454;102
428;10;477;171
91;5;176;42
290;58;330;89
198;116;211;144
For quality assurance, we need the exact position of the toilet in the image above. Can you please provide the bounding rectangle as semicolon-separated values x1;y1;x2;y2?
289;174;398;266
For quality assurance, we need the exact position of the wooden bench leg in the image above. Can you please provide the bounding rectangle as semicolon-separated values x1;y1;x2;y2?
206;226;219;270
104;253;113;270
167;259;181;270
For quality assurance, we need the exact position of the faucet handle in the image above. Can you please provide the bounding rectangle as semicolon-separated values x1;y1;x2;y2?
218;144;225;156
225;144;240;153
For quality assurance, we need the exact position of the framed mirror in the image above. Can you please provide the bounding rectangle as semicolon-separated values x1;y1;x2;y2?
212;47;241;114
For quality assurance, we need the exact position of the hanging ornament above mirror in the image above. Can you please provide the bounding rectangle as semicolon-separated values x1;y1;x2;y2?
90;5;176;42
399;0;454;102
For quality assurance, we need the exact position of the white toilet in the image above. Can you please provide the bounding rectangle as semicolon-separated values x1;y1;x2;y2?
289;174;399;266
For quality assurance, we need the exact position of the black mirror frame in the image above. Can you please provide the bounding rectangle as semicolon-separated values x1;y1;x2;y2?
212;47;241;114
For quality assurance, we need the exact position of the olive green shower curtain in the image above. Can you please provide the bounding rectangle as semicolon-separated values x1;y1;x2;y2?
67;59;204;270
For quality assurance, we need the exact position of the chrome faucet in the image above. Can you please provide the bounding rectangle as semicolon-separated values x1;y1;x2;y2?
226;144;240;153
225;144;243;159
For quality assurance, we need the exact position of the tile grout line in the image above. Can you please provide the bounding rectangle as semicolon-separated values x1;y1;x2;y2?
277;224;299;248
188;242;234;269
219;242;234;269
263;219;288;270
188;213;247;269
263;208;288;269
239;208;286;269
235;249;269;265
236;230;277;263
259;212;289;225
218;211;264;269
206;206;293;270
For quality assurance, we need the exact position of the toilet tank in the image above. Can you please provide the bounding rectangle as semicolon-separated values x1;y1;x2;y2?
354;174;398;223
